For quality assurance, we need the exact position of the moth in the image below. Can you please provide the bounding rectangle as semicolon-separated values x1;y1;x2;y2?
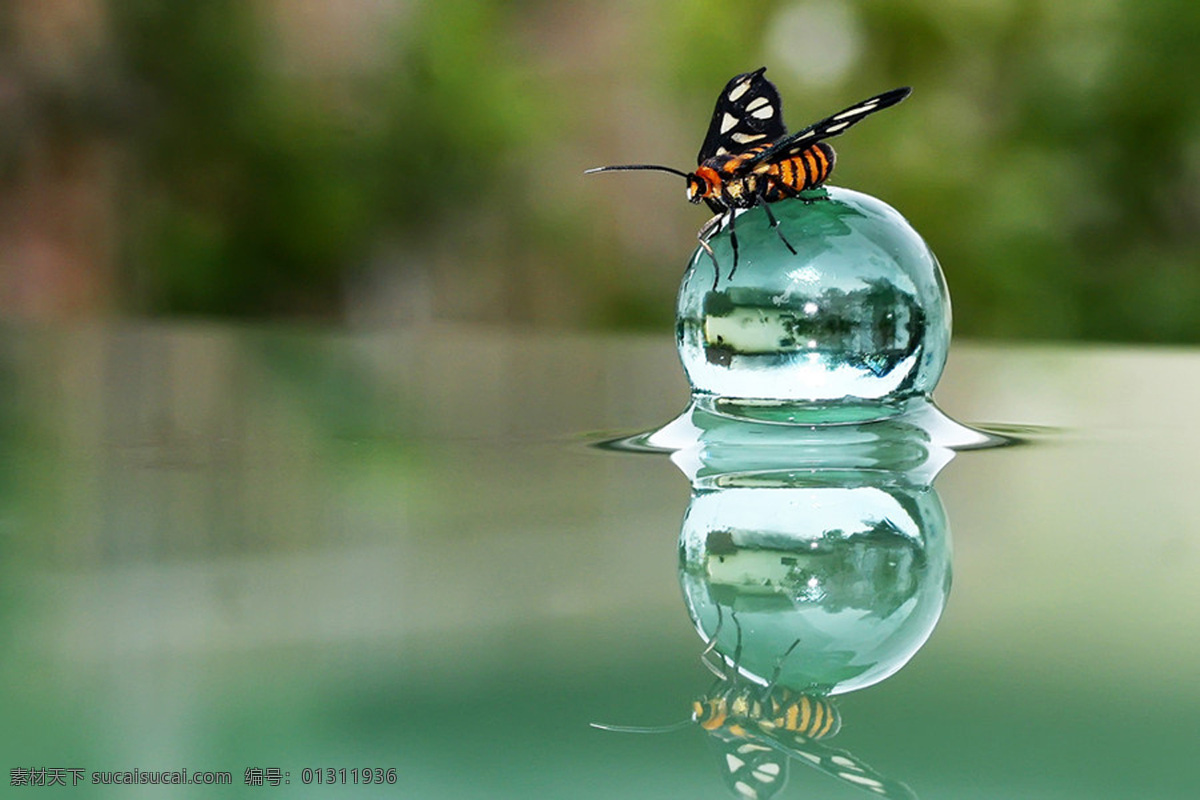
588;68;910;283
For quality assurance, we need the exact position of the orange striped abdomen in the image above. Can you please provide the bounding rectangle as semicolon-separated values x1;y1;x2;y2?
762;142;836;201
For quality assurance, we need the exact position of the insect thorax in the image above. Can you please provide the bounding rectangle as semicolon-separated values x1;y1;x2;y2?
717;173;762;208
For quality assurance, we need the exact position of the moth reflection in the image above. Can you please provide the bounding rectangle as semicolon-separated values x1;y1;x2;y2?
593;610;917;800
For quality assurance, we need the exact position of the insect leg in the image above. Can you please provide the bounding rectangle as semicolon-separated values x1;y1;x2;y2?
698;212;724;241
701;651;726;679
702;608;743;682
699;239;721;291
697;214;724;290
727;210;740;280
761;638;802;698
760;201;797;255
729;611;744;681
701;604;725;658
699;604;728;678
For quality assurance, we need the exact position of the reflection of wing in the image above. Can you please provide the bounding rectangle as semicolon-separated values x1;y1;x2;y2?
698;67;788;163
706;723;918;800
764;727;919;800
709;736;789;800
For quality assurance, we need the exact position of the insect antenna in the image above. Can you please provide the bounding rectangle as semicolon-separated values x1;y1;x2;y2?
589;719;694;734
584;164;690;179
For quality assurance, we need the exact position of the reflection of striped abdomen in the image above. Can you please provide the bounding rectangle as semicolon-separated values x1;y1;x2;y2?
766;689;840;738
694;688;841;740
762;142;836;201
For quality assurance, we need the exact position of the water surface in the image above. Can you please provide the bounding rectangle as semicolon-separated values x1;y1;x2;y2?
1;325;1197;798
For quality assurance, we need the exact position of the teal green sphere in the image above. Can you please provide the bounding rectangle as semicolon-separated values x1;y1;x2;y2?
678;481;951;695
676;187;950;409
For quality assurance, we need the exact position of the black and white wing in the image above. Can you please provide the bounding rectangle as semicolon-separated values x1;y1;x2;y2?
748;86;911;167
698;67;788;163
709;737;790;800
770;730;920;800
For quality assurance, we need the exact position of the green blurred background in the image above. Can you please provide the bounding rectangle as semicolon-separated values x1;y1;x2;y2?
2;0;1198;341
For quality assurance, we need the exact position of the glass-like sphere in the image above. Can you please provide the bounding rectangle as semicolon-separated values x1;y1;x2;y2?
678;482;951;695
676;187;950;412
